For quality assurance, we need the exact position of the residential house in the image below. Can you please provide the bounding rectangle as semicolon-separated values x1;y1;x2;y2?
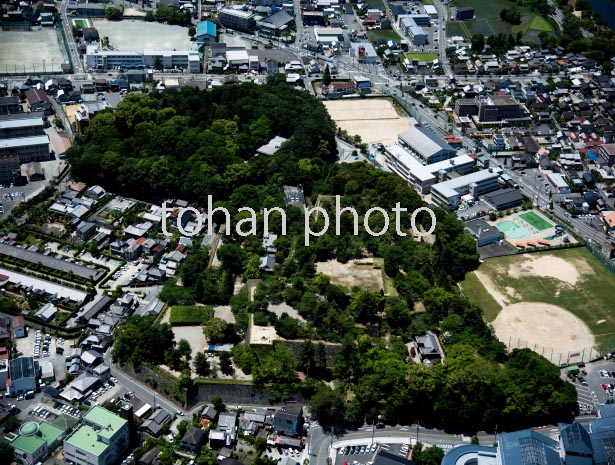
181;427;205;452
414;331;444;364
25;89;52;115
274;404;303;437
140;409;172;437
76;221;97;241
13;315;26;338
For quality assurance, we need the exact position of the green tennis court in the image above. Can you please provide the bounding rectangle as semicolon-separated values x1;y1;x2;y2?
518;211;554;232
496;220;530;239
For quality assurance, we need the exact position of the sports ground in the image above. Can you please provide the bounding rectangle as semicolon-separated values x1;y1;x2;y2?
461;248;615;360
447;0;553;43
323;98;412;145
0;29;67;74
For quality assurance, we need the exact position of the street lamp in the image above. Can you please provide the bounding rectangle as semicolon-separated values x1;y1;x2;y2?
370;415;381;444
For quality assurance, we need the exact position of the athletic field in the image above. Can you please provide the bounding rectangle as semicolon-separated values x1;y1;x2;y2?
519;211;554;232
447;0;553;43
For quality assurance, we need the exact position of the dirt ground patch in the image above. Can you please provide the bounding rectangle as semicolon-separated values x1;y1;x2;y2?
213;305;236;324
316;259;383;290
171;326;207;358
323;98;411;145
249;322;281;345
508;254;583;286
268;302;305;322
493;302;595;354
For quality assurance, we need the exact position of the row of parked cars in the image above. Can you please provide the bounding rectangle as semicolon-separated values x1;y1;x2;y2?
31;406;51;419
53;402;82;417
600;370;615;378
33;330;51;359
339;444;378;456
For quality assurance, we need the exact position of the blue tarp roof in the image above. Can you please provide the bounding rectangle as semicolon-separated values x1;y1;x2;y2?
587;150;598;161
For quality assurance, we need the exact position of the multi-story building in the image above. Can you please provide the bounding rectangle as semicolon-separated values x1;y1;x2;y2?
0;156;21;185
63;406;129;465
399;17;426;46
0;135;50;163
454;99;478;118
0;116;45;139
218;8;256;32
385;145;475;193
85;46;201;73
398;126;457;165
476;95;529;123
431;168;503;209
599;143;615;166
10;421;64;465
0;96;21;115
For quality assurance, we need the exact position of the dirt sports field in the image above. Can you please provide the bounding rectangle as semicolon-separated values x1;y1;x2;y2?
462;248;615;361
323;98;411;145
0;29;66;73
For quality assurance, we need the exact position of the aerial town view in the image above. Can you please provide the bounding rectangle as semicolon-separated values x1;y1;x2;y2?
1;0;615;463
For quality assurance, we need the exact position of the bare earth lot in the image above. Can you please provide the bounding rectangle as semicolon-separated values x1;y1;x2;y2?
92;19;195;51
323;98;411;145
0;29;66;73
493;302;595;354
316;259;383;290
463;248;615;362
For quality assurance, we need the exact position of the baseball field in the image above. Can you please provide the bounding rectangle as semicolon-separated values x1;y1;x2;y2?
461;248;615;359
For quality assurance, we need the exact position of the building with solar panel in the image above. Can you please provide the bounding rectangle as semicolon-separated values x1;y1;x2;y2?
8;356;38;397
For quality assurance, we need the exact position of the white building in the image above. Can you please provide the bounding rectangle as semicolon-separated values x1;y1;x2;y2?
349;42;379;64
63;406;129;465
86;46;200;73
431;168;503;209
385;145;474;193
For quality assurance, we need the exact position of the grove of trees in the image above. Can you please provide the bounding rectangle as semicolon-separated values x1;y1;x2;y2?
88;84;578;434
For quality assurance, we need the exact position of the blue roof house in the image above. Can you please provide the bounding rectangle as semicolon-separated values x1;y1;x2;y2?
196;21;217;47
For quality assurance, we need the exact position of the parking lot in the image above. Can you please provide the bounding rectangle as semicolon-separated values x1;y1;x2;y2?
14;327;76;383
335;443;382;465
580;360;615;406
106;260;150;287
456;199;493;222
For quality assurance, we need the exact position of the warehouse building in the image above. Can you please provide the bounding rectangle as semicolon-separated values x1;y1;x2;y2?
483;188;523;211
398;126;457;164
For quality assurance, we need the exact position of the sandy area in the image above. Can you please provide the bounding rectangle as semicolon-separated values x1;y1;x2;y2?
213;305;236;324
172;325;207;357
493;302;595;354
323;98;411;145
316;259;383;290
508;254;584;286
249;322;281;345
268;302;305;322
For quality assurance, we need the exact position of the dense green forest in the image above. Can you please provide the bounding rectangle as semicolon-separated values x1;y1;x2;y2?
77;83;577;434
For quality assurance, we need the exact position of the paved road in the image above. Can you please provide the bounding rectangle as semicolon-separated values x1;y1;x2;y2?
308;424;496;465
59;0;84;74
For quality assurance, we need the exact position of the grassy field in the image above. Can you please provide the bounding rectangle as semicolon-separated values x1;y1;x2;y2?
366;29;402;44
519;211;554;231
405;52;439;61
365;0;385;10
422;0;434;4
447;0;554;42
169;305;214;326
461;248;615;345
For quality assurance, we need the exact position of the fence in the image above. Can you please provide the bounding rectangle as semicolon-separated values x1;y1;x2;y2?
504;337;602;365
57;18;74;73
586;242;615;275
